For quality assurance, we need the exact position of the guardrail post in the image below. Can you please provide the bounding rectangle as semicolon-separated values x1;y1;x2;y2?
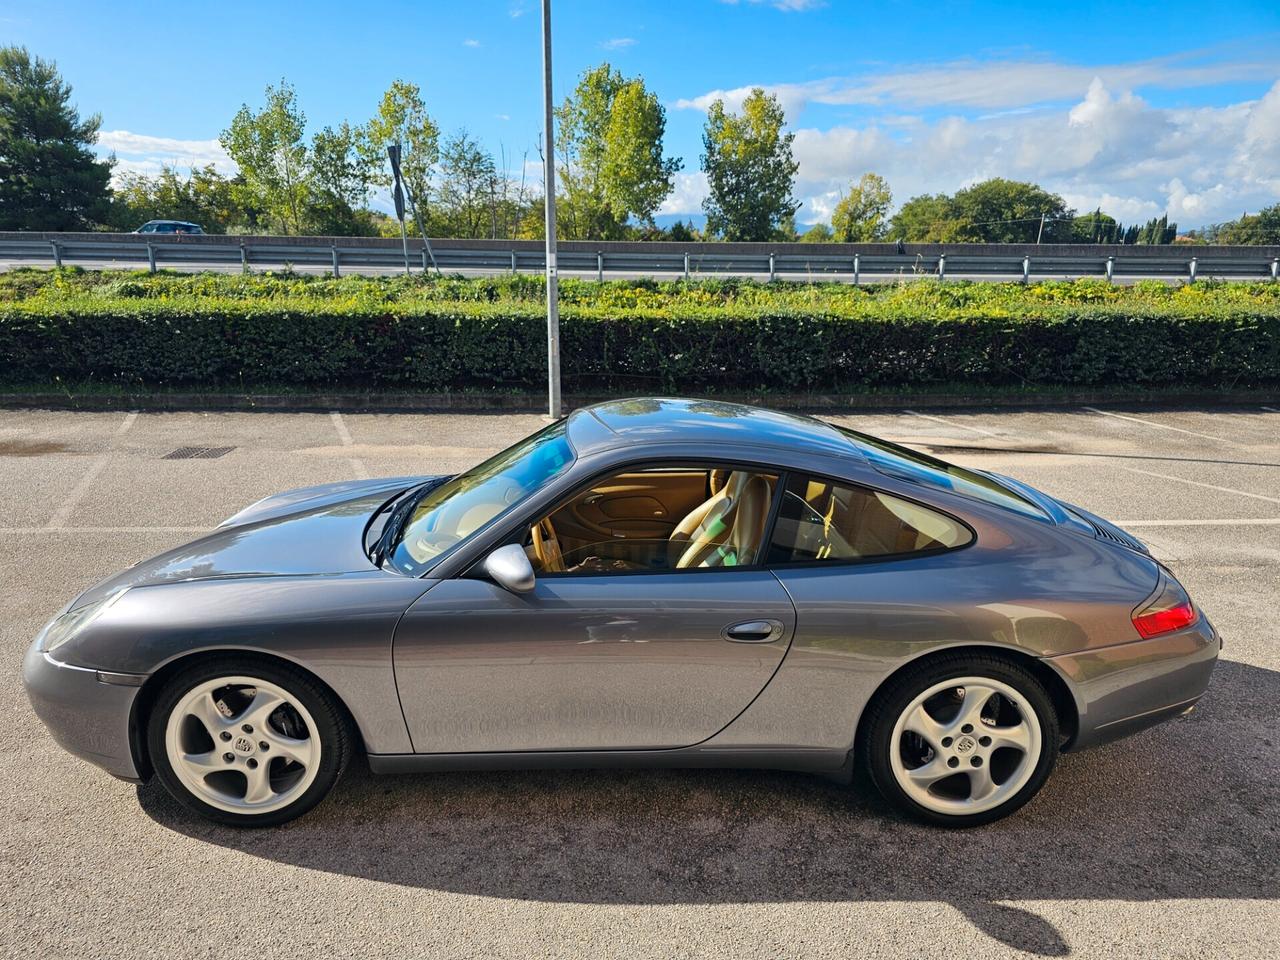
937;254;946;281
768;252;776;282
853;254;860;287
1022;256;1031;283
240;242;248;272
683;251;690;280
331;245;340;278
421;248;429;273
146;243;156;274
1189;257;1198;283
1105;256;1114;283
50;241;62;268
597;251;603;283
1272;258;1279;282
511;250;518;275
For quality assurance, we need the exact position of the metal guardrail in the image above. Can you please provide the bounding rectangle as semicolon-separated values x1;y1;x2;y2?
3;234;1279;283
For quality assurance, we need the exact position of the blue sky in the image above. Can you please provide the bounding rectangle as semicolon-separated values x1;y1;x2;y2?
6;0;1280;227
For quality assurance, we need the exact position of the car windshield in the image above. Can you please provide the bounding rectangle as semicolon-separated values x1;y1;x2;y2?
837;426;1047;519
386;420;574;576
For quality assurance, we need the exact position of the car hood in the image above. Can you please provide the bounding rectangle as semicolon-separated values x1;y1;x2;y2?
74;476;436;606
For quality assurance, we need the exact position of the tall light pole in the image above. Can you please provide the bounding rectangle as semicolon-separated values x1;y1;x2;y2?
541;0;562;418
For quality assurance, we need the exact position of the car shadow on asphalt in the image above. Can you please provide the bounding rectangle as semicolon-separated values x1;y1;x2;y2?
138;659;1278;958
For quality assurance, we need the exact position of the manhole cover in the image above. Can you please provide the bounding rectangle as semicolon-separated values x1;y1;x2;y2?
162;446;235;460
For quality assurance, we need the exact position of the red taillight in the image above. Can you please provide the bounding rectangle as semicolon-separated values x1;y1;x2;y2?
1133;600;1197;638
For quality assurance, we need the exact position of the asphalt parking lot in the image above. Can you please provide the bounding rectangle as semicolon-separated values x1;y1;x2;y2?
1;403;1277;959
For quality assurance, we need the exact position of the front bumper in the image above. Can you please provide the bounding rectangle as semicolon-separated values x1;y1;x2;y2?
1046;615;1220;750
23;642;146;781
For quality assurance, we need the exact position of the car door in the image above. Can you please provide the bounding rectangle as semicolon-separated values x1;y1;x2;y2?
393;567;796;753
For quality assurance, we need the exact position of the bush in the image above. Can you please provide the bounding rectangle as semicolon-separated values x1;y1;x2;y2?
0;270;1277;393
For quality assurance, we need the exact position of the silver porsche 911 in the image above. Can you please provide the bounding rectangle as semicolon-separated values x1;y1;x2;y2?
24;399;1219;827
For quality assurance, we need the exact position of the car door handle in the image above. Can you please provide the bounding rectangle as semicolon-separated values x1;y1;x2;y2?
722;619;784;643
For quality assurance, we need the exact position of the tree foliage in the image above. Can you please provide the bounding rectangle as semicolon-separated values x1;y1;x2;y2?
701;88;799;241
220;81;310;234
1217;204;1280;245
109;164;254;233
0;46;113;230
831;173;892;242
555;64;680;239
363;80;439;231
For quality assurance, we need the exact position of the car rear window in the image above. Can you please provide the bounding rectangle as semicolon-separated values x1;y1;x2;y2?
836;426;1048;519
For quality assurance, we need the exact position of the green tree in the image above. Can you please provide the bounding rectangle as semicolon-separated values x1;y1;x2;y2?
1218;204;1280;244
364;80;440;233
220;81;310;234
888;194;963;242
830;172;892;242
0;46;113;230
700;88;799;241
799;222;833;243
555;64;679;239
1071;208;1121;244
109;164;250;233
435;129;498;238
600;80;681;228
308;122;375;235
950;178;1073;242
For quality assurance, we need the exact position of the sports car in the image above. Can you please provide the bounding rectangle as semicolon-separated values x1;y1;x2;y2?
24;398;1220;827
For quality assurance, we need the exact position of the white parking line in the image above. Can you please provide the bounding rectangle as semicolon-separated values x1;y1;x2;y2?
44;411;138;529
1115;465;1280;505
902;409;1000;438
1082;407;1235;444
329;411;369;480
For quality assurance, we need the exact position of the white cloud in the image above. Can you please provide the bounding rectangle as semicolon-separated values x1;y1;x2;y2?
785;79;1280;228
658;171;709;216
601;37;636;50
463;38;481;48
675;54;1277;114
97;130;234;181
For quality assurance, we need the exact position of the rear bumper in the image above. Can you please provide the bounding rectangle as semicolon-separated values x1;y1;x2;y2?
1046;615;1220;750
23;643;145;782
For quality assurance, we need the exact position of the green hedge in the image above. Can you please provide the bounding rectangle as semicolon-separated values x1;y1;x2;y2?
1;270;1278;392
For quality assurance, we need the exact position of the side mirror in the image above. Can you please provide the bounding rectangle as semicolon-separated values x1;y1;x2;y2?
482;543;536;594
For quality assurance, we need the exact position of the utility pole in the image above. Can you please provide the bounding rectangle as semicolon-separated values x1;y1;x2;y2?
541;0;562;418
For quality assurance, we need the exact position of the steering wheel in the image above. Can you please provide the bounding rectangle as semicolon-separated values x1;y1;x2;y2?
530;517;565;573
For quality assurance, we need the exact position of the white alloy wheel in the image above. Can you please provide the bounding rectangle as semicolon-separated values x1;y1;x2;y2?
888;676;1043;817
164;675;322;816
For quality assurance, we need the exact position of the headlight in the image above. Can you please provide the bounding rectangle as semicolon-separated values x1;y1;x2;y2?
36;589;128;653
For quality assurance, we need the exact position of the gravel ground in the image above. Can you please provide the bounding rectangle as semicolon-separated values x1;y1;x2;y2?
1;404;1277;959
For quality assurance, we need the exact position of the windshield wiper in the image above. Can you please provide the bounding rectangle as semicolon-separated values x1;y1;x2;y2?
370;481;440;567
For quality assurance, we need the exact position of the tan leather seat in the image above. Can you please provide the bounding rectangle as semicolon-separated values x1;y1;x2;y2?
674;472;772;568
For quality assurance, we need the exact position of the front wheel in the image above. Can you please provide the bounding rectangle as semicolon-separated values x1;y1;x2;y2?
860;653;1060;827
147;658;352;827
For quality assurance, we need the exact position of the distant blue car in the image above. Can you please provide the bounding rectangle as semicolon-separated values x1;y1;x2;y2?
24;399;1219;827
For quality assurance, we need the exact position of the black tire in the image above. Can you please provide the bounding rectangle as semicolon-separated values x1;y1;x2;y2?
859;652;1060;827
147;656;353;827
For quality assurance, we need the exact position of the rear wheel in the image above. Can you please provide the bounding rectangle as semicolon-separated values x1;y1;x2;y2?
860;653;1059;827
147;658;352;827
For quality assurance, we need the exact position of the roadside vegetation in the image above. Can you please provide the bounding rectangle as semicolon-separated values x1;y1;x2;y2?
2;270;1276;396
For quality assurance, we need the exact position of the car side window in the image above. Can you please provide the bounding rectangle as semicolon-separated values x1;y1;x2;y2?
767;474;971;564
527;466;778;575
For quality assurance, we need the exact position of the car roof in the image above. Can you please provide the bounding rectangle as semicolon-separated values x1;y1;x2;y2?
144;220;200;226
566;397;862;459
